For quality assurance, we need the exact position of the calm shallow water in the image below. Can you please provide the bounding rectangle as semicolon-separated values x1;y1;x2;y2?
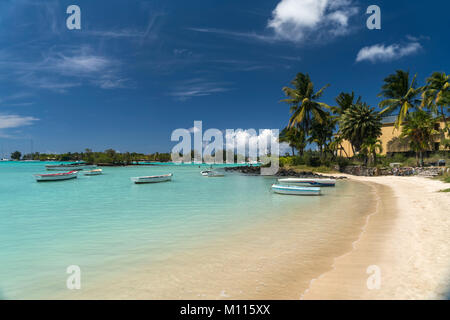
0;162;374;299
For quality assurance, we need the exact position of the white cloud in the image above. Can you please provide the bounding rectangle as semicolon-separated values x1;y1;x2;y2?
0;47;129;91
225;129;289;157
170;78;232;101
187;28;276;43
0;114;39;130
53;55;112;74
0;113;39;137
86;29;147;38
268;0;358;42
356;42;422;63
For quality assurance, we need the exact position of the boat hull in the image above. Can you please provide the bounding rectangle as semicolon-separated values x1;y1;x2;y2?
201;170;224;177
46;165;97;171
84;169;103;176
277;178;336;187
272;184;321;196
35;171;78;182
131;174;173;184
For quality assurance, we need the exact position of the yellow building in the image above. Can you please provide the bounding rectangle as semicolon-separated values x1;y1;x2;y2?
337;115;449;157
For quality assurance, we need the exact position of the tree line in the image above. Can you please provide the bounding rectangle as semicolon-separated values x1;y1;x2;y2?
279;70;449;167
11;149;172;165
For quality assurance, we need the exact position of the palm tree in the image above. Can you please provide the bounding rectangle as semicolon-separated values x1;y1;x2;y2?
339;102;382;154
422;72;449;132
282;73;331;133
333;91;362;116
360;138;383;166
329;135;349;158
400;110;439;167
378;70;423;128
279;126;306;156
309;113;336;158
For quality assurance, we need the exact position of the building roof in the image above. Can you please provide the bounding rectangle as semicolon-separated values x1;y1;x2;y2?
381;115;397;124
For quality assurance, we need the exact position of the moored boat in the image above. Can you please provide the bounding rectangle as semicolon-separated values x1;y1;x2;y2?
46;162;97;171
201;170;224;177
272;184;321;196
277;178;336;187
84;169;103;176
34;171;78;182
131;173;173;184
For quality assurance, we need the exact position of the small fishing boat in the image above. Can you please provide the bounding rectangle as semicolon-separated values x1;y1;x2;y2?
277;178;336;187
34;171;78;182
201;170;224;177
84;169;103;176
46;161;97;171
131;173;173;184
272;184;321;196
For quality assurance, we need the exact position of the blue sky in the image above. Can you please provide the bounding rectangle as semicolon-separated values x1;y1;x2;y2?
0;0;449;155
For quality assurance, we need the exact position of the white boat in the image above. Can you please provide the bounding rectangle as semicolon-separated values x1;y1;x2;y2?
277;178;336;187
131;173;173;184
201;170;224;177
1;158;10;161
46;162;97;171
272;184;321;196
84;169;103;176
34;171;78;182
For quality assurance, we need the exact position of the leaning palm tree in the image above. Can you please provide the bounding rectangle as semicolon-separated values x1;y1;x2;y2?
339;102;382;154
282;73;331;133
378;70;423;128
421;72;449;132
329;135;349;158
360;138;383;166
400;110;439;167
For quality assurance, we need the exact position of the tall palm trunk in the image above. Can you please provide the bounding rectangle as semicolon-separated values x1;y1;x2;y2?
440;105;448;133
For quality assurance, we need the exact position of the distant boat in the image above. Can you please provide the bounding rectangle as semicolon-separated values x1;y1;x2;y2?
272;184;321;196
34;171;78;182
84;169;103;176
201;170;225;177
1;158;9;161
46;162;97;171
277;178;336;187
131;173;173;184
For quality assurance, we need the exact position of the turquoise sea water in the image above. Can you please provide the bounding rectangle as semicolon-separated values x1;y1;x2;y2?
0;161;373;299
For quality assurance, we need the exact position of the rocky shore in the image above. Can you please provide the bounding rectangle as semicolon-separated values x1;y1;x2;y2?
341;165;448;177
225;165;448;178
224;166;345;179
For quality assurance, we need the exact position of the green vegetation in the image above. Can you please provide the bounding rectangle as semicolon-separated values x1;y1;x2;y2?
438;172;450;183
278;70;449;171
439;188;450;192
422;72;449;133
20;148;172;165
10;151;21;160
339;102;382;160
378;70;422;128
400;110;439;166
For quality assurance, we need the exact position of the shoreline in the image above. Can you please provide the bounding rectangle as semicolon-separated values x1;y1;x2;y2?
60;179;376;300
302;174;450;299
53;175;449;300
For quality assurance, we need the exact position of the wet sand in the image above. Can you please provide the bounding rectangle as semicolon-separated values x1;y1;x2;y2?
302;175;450;300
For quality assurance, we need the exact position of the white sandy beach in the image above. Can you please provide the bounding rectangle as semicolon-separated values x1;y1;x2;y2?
302;175;450;300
